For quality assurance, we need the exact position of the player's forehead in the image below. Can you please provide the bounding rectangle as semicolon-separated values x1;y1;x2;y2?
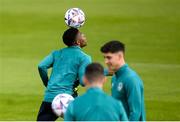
103;52;120;57
103;52;114;57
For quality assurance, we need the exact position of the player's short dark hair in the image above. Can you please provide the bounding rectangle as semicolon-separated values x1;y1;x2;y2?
100;40;125;53
85;62;104;82
62;27;79;46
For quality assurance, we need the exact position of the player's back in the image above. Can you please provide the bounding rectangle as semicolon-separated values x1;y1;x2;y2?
44;46;91;102
65;87;128;121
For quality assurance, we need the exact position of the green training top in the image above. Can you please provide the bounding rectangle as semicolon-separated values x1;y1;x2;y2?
112;63;146;121
64;87;128;121
38;46;91;102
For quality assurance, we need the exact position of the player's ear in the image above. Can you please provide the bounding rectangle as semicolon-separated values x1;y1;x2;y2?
117;51;122;59
74;40;80;45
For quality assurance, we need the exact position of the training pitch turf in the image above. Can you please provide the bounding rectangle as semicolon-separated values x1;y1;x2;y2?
0;0;180;120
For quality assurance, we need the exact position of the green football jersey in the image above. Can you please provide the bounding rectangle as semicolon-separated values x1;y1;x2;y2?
38;46;91;102
112;64;146;121
64;87;128;121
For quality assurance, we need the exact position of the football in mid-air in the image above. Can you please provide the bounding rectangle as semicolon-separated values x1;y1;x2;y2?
51;93;74;117
65;8;85;28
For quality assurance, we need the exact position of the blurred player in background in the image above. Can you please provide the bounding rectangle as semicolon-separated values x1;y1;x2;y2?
101;40;146;121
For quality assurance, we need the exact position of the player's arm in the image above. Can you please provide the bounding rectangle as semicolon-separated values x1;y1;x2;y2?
64;102;75;121
118;102;128;121
38;51;55;87
78;55;92;86
125;77;141;120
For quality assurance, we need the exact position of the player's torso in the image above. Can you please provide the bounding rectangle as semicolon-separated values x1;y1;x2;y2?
111;75;128;111
44;46;89;102
111;65;145;118
111;65;135;115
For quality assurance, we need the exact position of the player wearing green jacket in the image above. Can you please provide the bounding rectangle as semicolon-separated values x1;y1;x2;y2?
101;40;146;121
65;63;128;121
37;28;91;121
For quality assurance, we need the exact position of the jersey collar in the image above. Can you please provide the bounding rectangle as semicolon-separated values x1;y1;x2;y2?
115;63;128;77
87;87;103;93
70;45;81;49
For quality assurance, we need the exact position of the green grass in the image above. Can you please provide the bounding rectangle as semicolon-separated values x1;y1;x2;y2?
0;0;180;120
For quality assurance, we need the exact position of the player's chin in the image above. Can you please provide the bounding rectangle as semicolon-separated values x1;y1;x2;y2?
81;43;87;48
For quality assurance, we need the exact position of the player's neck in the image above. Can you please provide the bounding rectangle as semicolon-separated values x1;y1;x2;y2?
116;59;126;71
87;83;103;90
73;44;79;47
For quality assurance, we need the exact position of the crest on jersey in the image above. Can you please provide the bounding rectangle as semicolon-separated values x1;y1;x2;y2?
117;82;123;91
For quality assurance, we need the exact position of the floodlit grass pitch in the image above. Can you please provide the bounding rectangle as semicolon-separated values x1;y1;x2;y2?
0;0;180;120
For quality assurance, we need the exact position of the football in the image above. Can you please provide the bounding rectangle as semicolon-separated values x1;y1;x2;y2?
65;8;85;28
51;93;74;117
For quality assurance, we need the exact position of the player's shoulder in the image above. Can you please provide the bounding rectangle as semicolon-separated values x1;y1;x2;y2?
123;71;143;90
123;66;142;81
50;49;62;57
64;46;91;58
127;65;141;77
71;93;87;106
78;49;91;57
78;51;91;62
104;93;123;107
54;47;75;55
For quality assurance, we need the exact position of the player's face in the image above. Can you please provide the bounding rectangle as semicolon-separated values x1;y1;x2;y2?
103;52;121;71
76;32;87;48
